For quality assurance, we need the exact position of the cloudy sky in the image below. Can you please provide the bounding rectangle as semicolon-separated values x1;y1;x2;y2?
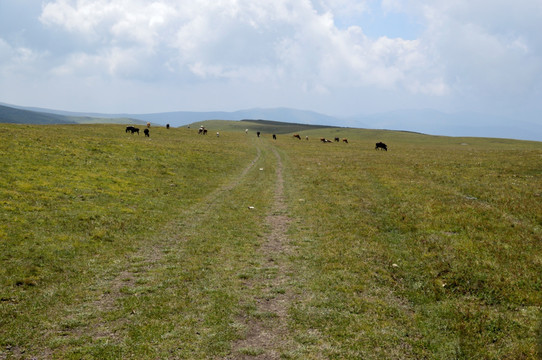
1;0;541;122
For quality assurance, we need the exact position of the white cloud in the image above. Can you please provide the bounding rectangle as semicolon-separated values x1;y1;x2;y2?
36;0;446;95
418;1;542;106
0;37;46;77
1;0;541;120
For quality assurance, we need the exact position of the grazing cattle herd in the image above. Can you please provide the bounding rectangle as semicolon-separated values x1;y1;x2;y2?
124;124;388;151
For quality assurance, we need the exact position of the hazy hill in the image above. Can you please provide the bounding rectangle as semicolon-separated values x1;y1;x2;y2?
1;102;541;141
0;104;77;125
0;104;342;128
0;104;146;126
347;109;542;142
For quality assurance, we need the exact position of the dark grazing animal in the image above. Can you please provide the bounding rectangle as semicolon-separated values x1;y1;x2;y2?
334;137;340;142
126;126;139;134
257;131;261;137
144;129;150;137
342;138;348;143
293;134;301;140
375;142;388;151
166;124;170;129
273;134;277;140
320;138;332;143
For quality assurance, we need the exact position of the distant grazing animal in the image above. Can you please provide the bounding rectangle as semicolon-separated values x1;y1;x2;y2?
293;134;301;140
273;134;277;140
257;131;261;137
126;126;139;135
334;137;340;142
146;122;151;128
166;124;170;129
342;138;348;143
203;129;207;135
375;142;388;151
144;128;149;137
305;136;309;140
320;138;332;143
216;132;220;137
198;127;208;135
245;129;248;134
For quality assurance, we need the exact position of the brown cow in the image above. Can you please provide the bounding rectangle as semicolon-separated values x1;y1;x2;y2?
293;134;301;140
342;138;348;143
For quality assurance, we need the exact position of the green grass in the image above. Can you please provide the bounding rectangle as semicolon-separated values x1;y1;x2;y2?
275;132;542;359
1;122;541;359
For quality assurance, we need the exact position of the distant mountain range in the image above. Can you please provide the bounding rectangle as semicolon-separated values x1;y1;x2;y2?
1;102;540;141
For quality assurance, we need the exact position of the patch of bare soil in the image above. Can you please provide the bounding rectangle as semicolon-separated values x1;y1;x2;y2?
228;148;295;359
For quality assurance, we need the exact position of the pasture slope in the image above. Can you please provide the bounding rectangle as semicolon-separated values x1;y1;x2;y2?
1;122;541;359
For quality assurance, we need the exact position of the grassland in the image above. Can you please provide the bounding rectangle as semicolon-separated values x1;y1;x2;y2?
0;123;541;359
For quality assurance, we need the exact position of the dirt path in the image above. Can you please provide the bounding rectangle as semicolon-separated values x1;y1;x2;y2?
229;147;295;359
57;146;263;346
46;141;296;358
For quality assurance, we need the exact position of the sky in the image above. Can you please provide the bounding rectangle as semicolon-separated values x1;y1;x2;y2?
1;0;541;124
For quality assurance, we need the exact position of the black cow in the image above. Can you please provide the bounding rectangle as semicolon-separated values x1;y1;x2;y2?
375;142;388;151
126;126;139;134
144;129;150;137
273;134;277;140
257;131;261;138
334;137;340;142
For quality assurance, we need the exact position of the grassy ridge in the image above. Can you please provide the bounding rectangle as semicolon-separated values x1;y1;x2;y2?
190;119;334;135
1;122;541;358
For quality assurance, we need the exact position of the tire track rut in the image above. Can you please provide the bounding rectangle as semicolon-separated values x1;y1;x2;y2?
56;146;263;347
229;147;295;359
